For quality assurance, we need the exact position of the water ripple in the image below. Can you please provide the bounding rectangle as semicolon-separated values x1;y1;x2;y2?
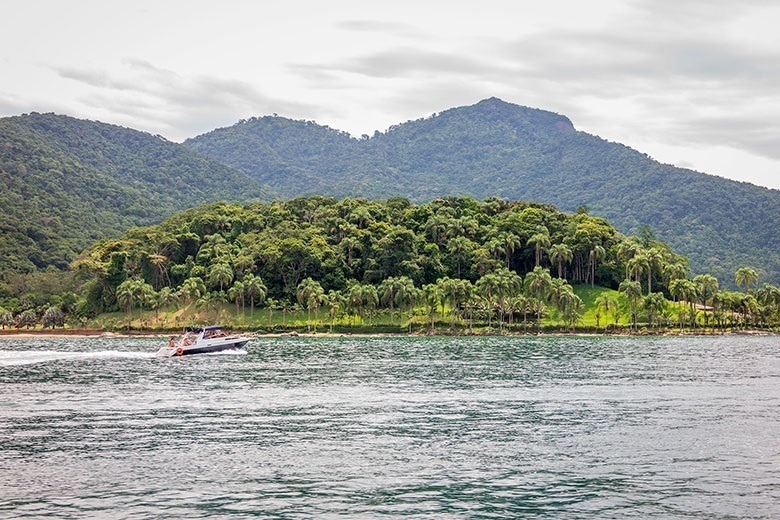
1;335;779;518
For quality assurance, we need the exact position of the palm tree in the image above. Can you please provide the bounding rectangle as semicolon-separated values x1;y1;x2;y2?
438;277;473;329
360;284;379;325
154;286;176;323
340;236;361;268
208;263;234;292
421;283;441;332
509;294;532;332
549;244;573;280
619;279;642;331
669;278;699;329
548;278;570;329
146;253;171;289
379;276;408;321
179;276;207;304
117;279;155;322
116;280;136;319
594;294;616;329
232;250;256;276
627;255;649;288
475;273;500;328
754;284;780;327
738;294;759;328
560;290;583;332
693;274;718;326
228;281;246;317
617;239;641;279
297;278;325;332
527;229;551;267
394;277;417;329
0;308;12;330
555;284;581;331
588;245;606;287
325;290;344;332
663;262;688;283
643;292;667;329
424;214;450;244
524;267;553;333
524;266;553;304
347;283;379;325
448;236;474;277
244;274;267;318
499;232;523;269
644;248;665;294
735;267;758;294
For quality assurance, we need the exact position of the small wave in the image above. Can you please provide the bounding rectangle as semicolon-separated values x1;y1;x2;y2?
0;350;155;367
198;349;248;357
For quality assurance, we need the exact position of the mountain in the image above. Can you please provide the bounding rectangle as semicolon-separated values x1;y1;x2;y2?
0;113;267;273
185;98;780;285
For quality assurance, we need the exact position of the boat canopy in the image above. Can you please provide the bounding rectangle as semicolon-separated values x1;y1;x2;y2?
183;325;223;333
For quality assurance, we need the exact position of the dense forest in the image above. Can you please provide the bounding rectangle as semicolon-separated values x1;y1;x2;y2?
186;98;780;287
4;197;776;333
0;113;268;274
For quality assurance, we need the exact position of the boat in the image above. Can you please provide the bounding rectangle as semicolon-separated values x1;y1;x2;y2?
156;325;250;357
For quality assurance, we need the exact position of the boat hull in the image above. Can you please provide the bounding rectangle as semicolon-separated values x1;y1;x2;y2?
156;338;249;357
180;339;249;355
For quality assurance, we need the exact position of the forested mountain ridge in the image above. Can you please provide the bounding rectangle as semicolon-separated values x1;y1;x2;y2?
0;113;268;273
185;98;780;286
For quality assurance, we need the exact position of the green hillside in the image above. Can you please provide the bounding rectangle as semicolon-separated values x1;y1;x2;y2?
0;113;268;273
185;98;780;286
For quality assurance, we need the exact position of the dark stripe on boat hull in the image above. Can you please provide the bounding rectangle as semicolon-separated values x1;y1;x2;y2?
179;340;249;356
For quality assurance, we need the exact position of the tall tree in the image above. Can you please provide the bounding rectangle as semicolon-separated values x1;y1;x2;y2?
243;274;267;318
297;277;325;331
208;263;234;292
549;243;573;280
618;279;642;330
527;229;551;267
735;267;758;294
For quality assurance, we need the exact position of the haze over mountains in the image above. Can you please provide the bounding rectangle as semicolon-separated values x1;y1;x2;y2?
1;98;778;286
186;98;780;286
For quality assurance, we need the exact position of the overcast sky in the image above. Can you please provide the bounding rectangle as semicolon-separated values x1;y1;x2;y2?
1;0;779;189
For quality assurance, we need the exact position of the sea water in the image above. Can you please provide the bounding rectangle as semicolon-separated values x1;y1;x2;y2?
1;335;779;518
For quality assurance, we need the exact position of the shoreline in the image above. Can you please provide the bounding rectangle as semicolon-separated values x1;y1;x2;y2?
0;328;775;339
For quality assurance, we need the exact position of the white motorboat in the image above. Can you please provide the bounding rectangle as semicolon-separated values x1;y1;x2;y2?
156;325;250;357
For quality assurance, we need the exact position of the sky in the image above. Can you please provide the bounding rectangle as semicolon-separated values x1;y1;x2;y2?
1;0;779;189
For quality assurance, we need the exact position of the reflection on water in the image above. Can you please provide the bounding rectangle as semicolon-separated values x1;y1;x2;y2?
1;335;779;518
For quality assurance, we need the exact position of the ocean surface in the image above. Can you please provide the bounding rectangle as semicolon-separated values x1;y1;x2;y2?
1;335;779;518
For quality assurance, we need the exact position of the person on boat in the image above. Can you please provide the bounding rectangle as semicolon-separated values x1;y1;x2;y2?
168;337;176;348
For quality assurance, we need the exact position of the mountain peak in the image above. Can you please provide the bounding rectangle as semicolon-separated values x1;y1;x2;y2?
467;97;575;133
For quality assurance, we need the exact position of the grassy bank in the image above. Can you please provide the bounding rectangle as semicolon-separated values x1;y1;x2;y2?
4;285;767;337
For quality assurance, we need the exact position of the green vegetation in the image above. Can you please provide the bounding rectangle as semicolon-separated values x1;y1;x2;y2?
2;196;777;334
0;112;268;275
186;97;780;286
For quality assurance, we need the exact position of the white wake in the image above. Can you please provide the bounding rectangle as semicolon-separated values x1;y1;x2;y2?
0;350;155;367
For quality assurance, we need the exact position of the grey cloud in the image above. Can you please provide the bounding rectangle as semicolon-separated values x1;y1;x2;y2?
296;47;503;80
497;31;780;89
663;114;780;161
56;67;138;92
287;64;350;90
56;62;319;140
